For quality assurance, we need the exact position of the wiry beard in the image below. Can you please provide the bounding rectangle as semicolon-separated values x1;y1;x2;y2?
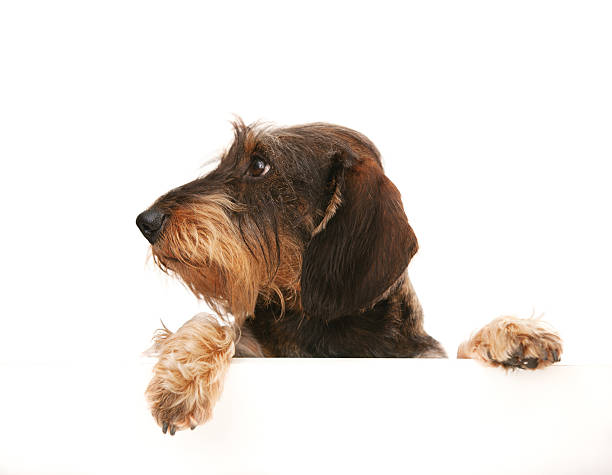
151;193;303;322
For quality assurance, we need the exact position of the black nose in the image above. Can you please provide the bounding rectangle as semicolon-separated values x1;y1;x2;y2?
136;208;167;244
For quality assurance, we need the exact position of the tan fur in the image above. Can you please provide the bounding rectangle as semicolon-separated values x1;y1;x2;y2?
146;191;305;432
257;229;304;316
457;316;563;370
145;313;235;433
152;194;255;321
153;193;304;322
311;182;342;237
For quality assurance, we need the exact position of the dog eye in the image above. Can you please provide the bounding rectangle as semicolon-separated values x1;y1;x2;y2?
245;157;270;178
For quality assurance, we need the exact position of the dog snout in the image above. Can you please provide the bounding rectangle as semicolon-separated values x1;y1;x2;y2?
136;208;168;244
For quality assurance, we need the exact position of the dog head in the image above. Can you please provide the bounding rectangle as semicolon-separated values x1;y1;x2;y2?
136;120;418;322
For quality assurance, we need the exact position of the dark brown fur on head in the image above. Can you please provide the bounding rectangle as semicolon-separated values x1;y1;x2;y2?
144;119;418;324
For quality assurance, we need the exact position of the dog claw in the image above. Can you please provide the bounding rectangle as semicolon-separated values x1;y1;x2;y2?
191;425;196;430
552;350;560;362
162;422;168;434
170;425;176;436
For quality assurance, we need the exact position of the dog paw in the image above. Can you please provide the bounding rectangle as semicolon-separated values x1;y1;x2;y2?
497;337;562;370
144;313;235;435
458;316;563;370
146;375;211;435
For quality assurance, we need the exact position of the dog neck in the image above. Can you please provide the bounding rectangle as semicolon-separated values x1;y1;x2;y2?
254;269;425;327
245;269;433;357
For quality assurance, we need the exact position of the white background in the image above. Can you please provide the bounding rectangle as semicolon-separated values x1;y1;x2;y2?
1;1;611;473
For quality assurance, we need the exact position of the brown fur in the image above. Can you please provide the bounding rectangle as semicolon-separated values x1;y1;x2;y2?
137;119;563;434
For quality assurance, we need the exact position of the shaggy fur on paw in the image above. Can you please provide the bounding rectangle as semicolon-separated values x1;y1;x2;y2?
145;313;235;434
457;316;562;370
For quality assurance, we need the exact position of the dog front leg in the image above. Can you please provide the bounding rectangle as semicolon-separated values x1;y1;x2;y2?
145;313;235;434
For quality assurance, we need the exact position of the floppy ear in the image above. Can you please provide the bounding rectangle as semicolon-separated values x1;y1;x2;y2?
300;153;418;320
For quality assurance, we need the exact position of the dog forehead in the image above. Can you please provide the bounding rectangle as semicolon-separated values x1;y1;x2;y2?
197;121;388;198
218;126;324;171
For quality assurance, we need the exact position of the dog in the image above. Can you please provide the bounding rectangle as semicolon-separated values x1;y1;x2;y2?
136;120;563;435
